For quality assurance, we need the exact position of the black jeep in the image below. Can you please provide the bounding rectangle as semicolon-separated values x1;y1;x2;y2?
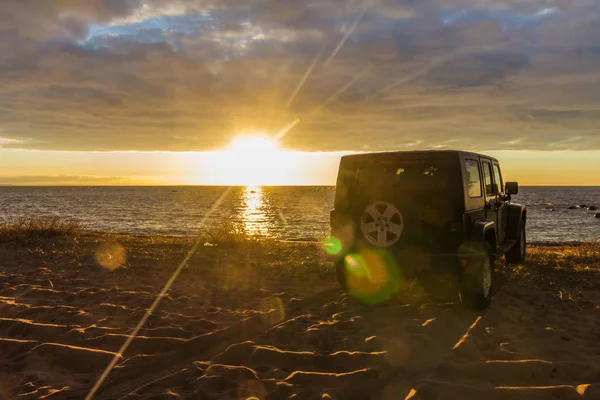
329;150;526;309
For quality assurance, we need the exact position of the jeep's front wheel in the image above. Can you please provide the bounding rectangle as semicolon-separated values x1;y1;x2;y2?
460;244;493;310
505;223;526;265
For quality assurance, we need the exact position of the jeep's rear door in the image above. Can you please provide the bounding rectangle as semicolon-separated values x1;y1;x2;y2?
480;158;504;243
492;161;508;243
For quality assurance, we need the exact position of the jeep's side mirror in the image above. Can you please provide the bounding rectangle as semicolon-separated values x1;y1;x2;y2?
506;182;519;195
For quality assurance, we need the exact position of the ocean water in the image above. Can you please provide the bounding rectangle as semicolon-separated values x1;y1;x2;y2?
0;186;598;243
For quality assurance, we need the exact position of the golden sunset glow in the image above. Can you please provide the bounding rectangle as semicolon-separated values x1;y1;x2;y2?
195;135;308;186
229;135;280;154
1;148;599;186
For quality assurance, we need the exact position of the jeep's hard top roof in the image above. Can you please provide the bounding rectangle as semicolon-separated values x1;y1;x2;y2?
340;150;498;163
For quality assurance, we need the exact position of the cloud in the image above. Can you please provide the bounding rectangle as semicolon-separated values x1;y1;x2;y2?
0;175;132;185
0;0;599;152
426;52;531;88
0;137;23;146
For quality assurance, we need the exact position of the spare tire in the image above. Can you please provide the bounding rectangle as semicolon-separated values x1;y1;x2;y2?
358;201;404;248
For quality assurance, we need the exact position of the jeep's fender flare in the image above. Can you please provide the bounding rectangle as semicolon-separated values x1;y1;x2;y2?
506;204;527;240
470;219;496;251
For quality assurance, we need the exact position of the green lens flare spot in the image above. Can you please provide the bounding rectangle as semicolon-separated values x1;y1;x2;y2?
322;236;343;256
344;254;369;278
343;250;403;306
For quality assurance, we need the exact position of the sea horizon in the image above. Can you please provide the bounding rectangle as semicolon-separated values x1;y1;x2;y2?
2;184;600;187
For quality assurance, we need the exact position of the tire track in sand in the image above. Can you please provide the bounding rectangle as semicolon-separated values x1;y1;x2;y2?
92;288;343;399
99;288;481;399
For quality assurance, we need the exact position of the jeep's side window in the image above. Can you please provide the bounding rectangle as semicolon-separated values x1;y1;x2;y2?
465;160;482;198
482;162;495;196
492;164;503;193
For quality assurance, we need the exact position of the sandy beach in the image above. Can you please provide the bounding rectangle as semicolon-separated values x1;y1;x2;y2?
0;232;599;399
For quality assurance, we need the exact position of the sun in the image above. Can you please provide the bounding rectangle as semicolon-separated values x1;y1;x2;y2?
228;136;279;154
185;134;344;185
199;134;300;186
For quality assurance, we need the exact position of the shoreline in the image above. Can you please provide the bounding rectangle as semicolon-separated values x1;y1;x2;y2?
5;229;593;246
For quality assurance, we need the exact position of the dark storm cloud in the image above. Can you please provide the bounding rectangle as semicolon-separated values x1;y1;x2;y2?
0;0;599;152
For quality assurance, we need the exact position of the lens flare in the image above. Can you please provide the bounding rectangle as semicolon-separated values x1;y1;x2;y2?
343;249;401;305
322;236;343;256
259;297;285;325
95;242;126;270
344;254;369;279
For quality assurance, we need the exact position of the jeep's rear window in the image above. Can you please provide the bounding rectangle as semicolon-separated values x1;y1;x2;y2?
356;163;451;190
465;160;482;197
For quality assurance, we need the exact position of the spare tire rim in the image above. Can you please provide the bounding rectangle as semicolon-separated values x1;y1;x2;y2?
360;201;403;247
482;255;491;298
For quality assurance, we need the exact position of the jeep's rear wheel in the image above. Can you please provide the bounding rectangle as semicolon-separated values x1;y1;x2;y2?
460;244;493;310
506;223;526;265
336;259;348;291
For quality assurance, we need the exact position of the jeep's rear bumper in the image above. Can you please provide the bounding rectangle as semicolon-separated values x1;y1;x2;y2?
397;251;462;279
336;247;477;280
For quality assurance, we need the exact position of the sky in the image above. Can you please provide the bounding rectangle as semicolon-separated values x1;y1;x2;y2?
0;0;599;185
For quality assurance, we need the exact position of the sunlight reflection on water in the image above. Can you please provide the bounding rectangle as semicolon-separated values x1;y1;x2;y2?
241;186;268;236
